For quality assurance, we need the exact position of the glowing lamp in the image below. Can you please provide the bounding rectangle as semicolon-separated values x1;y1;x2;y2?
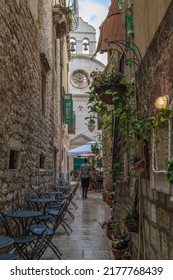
154;95;170;109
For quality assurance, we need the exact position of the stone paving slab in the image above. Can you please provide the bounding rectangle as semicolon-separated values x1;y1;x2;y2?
41;187;114;260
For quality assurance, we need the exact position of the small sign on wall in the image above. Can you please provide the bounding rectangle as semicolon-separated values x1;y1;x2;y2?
63;94;73;124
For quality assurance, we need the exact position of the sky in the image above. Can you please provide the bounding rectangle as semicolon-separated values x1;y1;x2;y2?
78;0;112;64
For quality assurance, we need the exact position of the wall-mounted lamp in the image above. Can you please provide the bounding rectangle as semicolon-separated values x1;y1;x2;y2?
154;95;170;109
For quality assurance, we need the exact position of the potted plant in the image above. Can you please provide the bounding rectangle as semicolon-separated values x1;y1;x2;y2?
89;70;127;105
123;203;139;233
87;118;96;132
102;219;119;240
107;192;114;208
111;239;130;260
122;251;132;260
166;158;173;184
110;163;124;182
111;227;127;241
101;190;110;202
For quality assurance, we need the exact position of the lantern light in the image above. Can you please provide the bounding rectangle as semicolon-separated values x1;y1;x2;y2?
154;95;170;109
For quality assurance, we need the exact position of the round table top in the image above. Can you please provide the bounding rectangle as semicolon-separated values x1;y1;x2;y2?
29;198;57;203
57;186;71;189
0;236;14;249
6;210;43;218
43;191;63;195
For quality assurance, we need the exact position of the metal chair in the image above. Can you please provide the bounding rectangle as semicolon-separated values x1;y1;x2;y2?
0;211;46;260
27;202;68;259
0;234;17;260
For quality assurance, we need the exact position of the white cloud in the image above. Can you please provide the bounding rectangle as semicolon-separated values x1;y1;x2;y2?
78;0;110;64
78;0;108;38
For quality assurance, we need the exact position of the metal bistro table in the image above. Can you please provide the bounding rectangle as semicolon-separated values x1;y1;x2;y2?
0;236;16;260
28;198;58;213
5;210;45;259
6;210;43;234
42;191;64;197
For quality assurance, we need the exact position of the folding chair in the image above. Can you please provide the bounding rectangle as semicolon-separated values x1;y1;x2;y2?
0;212;38;260
27;202;67;259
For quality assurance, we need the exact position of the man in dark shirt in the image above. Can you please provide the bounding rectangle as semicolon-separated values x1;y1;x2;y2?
79;158;91;199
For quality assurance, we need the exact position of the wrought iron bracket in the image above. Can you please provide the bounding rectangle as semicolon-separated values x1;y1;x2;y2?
105;39;143;68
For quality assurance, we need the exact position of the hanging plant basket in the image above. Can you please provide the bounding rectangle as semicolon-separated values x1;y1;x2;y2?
96;83;127;105
88;124;95;132
124;219;139;233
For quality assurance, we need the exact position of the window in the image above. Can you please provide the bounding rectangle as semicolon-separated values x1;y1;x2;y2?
39;153;46;169
41;67;46;117
40;53;50;117
9;149;20;170
68;112;76;134
71;69;89;89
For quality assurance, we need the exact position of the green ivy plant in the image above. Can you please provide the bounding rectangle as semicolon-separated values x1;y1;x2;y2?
166;158;173;184
87;68;173;150
110;163;124;181
87;70;135;137
153;104;173;130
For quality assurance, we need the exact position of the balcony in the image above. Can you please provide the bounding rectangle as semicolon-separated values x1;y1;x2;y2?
52;0;79;38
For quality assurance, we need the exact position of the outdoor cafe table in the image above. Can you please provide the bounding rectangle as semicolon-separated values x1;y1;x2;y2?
57;186;72;191
5;210;46;260
6;210;43;234
55;186;72;195
28;198;58;213
42;191;64;197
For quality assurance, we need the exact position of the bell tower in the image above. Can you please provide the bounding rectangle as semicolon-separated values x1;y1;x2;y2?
68;17;105;172
70;17;96;56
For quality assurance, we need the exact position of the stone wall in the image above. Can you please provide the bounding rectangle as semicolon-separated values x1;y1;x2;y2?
0;0;60;211
113;1;173;259
133;0;171;57
102;123;113;191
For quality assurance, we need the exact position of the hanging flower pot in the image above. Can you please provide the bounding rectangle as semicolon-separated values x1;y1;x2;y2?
86;118;96;132
98;83;127;105
88;123;95;132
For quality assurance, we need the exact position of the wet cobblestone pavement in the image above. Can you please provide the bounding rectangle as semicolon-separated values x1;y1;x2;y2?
42;186;114;260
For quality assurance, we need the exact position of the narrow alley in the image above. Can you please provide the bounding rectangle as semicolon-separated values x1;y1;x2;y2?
1;0;173;264
42;186;113;260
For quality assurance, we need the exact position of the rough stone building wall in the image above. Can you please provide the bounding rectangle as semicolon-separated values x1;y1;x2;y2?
102;125;113;191
113;1;173;259
0;0;60;211
135;2;173;259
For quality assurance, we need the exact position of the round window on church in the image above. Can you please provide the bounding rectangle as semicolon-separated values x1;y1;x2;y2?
71;69;89;89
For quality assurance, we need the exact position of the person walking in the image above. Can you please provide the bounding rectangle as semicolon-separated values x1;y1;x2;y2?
79;158;91;199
